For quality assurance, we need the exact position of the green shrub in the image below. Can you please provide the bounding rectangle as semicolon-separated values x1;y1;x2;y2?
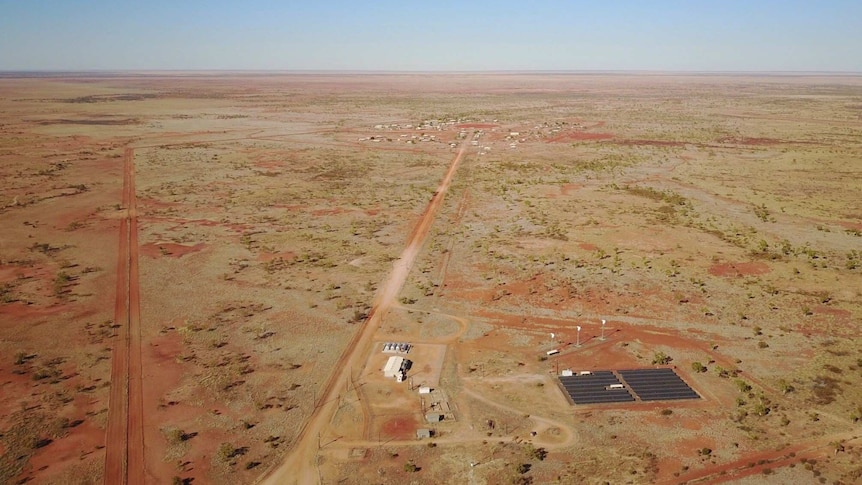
652;352;672;365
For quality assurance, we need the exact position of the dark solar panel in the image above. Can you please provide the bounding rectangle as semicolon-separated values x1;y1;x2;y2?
558;372;635;404
618;368;700;402
559;368;699;405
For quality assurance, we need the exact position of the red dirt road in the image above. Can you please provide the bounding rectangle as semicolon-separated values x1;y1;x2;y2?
259;139;471;485
104;148;145;485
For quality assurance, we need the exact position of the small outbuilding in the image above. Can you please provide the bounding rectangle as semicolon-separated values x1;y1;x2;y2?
425;413;443;424
418;386;432;394
416;428;432;439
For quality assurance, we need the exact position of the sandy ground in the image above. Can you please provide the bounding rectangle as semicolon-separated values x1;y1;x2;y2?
0;73;861;484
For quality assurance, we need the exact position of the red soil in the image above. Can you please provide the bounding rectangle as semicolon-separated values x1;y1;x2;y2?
137;197;181;210
560;184;582;196
140;242;206;258
138;215;256;234
254;160;287;169
26;420;105;482
455;123;499;129
813;305;851;318
547;132;614;143
578;242;598;251
380;416;419;440
839;220;862;231
104;147;145;485
708;261;770;277
312;207;351;217
718;136;781;146
141;331;210;485
615;139;687;147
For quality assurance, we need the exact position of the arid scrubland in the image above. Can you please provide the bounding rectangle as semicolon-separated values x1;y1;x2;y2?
0;73;860;484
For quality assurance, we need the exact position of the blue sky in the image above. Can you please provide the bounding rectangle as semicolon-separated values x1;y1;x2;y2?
1;0;860;71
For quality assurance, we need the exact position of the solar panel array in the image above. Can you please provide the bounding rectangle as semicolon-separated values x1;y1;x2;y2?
558;368;700;405
559;371;635;405
618;368;699;402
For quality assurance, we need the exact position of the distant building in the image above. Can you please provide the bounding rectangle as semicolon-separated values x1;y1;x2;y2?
425;413;443;424
416;429;432;439
418;386;432;394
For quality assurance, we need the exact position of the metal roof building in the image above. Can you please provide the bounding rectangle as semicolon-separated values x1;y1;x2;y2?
425;412;443;424
383;356;405;378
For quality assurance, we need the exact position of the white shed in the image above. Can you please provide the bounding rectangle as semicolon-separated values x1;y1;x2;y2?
383;356;405;378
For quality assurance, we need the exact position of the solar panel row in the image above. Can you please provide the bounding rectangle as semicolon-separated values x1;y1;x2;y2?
618;368;699;402
559;372;635;404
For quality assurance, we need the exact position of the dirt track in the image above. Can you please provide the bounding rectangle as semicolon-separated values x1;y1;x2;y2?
260;139;471;485
104;148;145;485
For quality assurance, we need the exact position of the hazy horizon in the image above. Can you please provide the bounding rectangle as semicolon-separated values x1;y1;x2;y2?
2;69;862;76
2;1;861;72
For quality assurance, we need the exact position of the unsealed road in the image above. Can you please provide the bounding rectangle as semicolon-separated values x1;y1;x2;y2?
104;148;145;485
260;139;471;485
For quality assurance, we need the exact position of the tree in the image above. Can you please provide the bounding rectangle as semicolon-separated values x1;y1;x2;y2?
778;379;796;394
217;443;235;462
753;402;770;416
652;351;672;365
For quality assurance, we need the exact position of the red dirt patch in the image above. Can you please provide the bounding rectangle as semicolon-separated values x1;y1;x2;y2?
455;123;499;129
708;261;770;277
140;242;206;258
380;416;418;440
560;183;582;196
578;242;598;251
614;139;686;147
813;305;851;318
25;420;105;483
547;132;614;143
312;207;352;217
718;136;781;146
838;220;862;231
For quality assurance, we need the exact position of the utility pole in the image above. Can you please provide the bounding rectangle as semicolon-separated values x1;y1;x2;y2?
576;326;581;347
601;319;606;340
